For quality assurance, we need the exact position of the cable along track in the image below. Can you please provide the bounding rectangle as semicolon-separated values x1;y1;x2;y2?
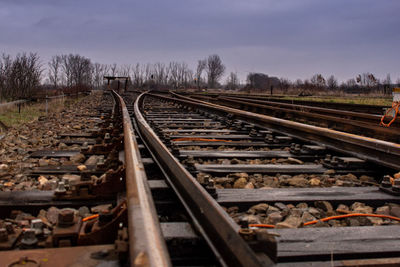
136;91;400;266
1;90;399;266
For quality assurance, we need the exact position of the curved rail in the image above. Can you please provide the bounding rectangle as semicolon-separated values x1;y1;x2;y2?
113;91;171;267
167;92;400;170
134;92;275;267
183;92;387;115
194;95;400;143
219;96;400;127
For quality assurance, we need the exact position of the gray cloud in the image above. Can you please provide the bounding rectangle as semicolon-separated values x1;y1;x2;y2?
0;0;399;82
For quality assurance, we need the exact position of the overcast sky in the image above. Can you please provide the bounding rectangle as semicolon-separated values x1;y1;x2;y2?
0;0;399;83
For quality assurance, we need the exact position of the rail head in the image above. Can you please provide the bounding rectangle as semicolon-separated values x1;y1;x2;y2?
112;91;171;267
166;92;400;171
134;92;275;267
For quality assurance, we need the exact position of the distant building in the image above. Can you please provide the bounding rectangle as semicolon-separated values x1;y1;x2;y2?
245;73;280;91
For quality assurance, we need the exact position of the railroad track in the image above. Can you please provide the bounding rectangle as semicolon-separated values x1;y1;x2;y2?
0;90;400;266
134;91;400;266
0;91;157;266
183;92;388;115
181;93;400;143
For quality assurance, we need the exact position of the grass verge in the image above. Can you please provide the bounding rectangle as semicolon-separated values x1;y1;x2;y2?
0;98;69;128
279;96;393;106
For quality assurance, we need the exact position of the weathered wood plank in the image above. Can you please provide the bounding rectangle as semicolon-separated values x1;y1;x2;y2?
180;150;292;158
216;187;399;206
30;150;80;158
270;226;400;261
59;133;94;138
148;180;168;189
59;139;96;145
148;118;212;122
171;135;260;140
30;165;99;175
161;222;198;240
196;164;326;174
162;129;244;133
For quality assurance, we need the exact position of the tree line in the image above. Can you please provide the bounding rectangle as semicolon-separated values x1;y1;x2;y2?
47;54;226;91
1;51;399;100
0;53;42;100
270;73;397;95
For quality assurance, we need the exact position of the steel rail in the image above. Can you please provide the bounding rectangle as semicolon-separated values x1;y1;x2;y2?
220;95;399;126
134;92;275;267
112;91;171;267
185;92;387;115
164;92;400;170
205;96;400;142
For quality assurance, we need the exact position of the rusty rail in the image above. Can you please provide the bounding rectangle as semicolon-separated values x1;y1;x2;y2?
183;92;387;115
134;92;275;266
219;96;400;127
112;91;171;267
196;96;400;143
164;92;400;170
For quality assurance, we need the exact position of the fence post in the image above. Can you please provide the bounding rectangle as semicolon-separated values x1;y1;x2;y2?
45;95;48;116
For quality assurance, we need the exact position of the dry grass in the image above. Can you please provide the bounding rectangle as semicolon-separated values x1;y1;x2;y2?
279;96;393;106
200;89;393;106
0;98;68;129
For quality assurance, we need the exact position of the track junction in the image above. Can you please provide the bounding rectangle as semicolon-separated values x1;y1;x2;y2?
0;90;399;266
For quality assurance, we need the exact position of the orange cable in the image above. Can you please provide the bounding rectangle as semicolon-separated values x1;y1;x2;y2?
380;101;400;127
249;213;400;228
82;214;99;222
171;137;233;142
304;213;400;226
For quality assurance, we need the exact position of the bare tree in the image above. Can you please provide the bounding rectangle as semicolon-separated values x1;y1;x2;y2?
356;73;377;88
279;78;291;93
383;73;392;85
177;62;188;87
326;75;338;91
0;53;42;99
310;74;326;90
0;54;12;100
168;62;179;88
183;67;193;88
206;54;225;88
119;64;131;77
167;62;192;89
346;78;357;87
144;63;153;83
154;62;168;87
60;54;92;87
92;63;109;89
132;63;144;88
70;54;92;86
195;59;206;89
225;72;239;90
382;73;392;94
293;79;303;91
48;55;62;89
110;63;118;76
61;55;72;87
